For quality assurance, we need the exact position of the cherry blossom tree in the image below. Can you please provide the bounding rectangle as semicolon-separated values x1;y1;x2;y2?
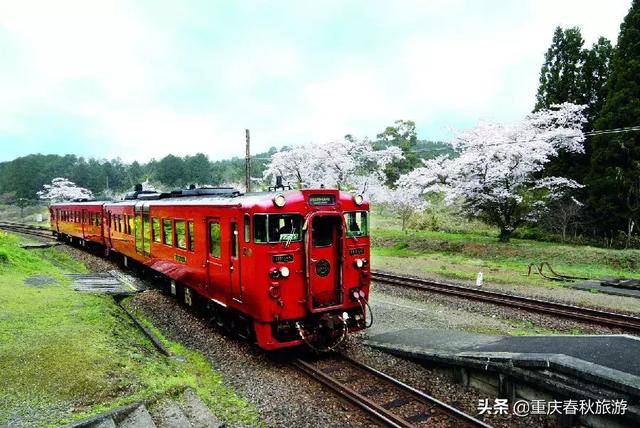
37;178;93;202
263;136;403;194
399;103;587;241
373;184;427;231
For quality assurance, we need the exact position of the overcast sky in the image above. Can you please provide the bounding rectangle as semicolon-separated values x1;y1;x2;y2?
0;0;631;162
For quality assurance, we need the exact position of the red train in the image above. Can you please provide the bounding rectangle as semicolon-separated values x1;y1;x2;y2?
49;184;371;350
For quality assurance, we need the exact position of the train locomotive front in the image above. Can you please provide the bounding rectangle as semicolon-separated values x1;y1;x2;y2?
245;188;371;350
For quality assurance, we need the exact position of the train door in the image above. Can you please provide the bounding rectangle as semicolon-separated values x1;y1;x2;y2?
229;218;242;302
206;218;225;303
306;212;343;311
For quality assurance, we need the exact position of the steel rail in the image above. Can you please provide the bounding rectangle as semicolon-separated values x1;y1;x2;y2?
0;222;55;239
372;271;640;331
293;356;490;428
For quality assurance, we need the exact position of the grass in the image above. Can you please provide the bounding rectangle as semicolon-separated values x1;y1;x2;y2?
371;214;640;287
0;231;261;427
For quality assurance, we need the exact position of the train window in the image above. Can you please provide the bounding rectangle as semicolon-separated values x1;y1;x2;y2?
209;222;221;258
253;214;303;243
152;218;161;243
128;215;133;234
344;211;368;237
312;216;335;247
269;215;302;243
231;222;238;258
163;219;173;245
244;214;250;243
175;220;187;249
188;221;195;251
253;215;267;243
143;213;151;256
119;215;124;232
135;214;143;253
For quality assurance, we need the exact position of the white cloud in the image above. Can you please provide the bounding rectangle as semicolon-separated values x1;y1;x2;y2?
0;0;633;161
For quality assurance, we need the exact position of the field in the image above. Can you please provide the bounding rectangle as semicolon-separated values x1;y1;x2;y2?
0;231;260;427
371;214;640;288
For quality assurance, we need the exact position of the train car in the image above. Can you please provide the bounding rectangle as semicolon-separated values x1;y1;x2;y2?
51;185;372;351
49;200;105;248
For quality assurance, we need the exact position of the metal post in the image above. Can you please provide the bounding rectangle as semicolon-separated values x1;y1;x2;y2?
245;129;251;193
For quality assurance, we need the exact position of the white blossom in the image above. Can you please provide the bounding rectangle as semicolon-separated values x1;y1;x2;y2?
37;178;93;202
399;103;587;240
263;136;403;192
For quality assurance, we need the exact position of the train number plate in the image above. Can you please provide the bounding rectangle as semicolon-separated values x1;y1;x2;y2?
309;194;336;205
272;254;294;263
349;248;365;255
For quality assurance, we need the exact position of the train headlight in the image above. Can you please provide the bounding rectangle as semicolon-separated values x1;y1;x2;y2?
279;266;290;278
273;194;286;207
354;258;364;268
353;194;364;206
269;267;281;279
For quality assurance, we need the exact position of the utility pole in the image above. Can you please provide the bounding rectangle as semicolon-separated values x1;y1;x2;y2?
245;129;251;193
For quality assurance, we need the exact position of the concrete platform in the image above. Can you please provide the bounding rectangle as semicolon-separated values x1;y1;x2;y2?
67;270;145;296
365;329;640;420
572;280;640;299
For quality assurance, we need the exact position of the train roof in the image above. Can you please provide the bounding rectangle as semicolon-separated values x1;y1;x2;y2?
50;189;369;209
49;200;108;207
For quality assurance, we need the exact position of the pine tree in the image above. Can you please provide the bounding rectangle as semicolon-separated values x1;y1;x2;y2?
580;37;614;127
535;27;585;111
588;0;640;244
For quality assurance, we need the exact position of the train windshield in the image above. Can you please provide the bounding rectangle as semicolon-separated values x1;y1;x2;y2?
254;214;303;243
344;211;368;237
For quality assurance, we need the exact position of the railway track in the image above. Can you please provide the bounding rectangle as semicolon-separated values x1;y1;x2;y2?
0;221;55;239
372;271;640;331
293;354;490;428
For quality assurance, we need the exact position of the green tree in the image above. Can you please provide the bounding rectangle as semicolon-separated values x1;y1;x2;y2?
154;155;185;188
588;0;640;245
374;120;421;186
184;153;212;185
535;28;613;197
127;161;144;187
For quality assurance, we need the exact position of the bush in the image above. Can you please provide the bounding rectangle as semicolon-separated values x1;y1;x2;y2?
406;206;494;236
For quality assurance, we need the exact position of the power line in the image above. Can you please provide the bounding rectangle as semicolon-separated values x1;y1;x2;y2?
584;125;640;136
